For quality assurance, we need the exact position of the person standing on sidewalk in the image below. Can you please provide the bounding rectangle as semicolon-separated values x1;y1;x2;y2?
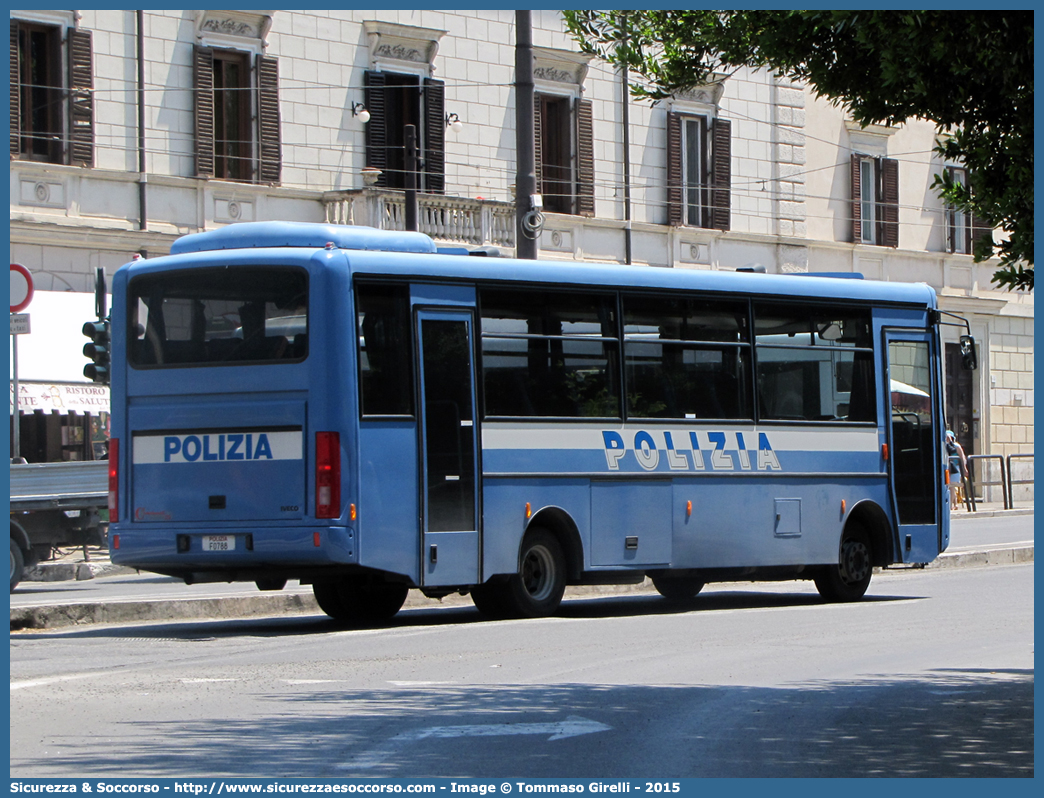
946;430;968;510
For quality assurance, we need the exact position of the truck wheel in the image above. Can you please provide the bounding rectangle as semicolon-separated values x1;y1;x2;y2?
10;538;25;593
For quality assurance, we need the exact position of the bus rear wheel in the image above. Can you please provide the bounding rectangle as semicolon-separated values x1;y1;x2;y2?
313;579;409;623
651;575;704;602
472;527;566;619
814;525;873;602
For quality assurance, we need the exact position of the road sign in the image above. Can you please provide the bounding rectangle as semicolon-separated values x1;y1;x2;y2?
11;263;34;313
10;313;30;335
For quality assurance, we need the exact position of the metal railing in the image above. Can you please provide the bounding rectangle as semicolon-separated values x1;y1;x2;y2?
1006;453;1034;509
964;454;1009;510
323;190;515;248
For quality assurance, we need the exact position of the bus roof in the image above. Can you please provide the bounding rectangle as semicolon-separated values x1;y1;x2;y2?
150;222;935;309
169;221;437;255
345;249;938;308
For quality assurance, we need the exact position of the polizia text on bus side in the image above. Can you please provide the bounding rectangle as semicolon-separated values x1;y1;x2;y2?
104;221;977;621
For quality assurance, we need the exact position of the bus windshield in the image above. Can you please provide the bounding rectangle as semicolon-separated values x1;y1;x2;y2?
128;266;308;367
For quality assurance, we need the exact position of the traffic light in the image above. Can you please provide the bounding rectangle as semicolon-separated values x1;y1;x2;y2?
83;319;111;383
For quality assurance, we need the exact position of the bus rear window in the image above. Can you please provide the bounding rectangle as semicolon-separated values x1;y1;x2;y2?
129;267;308;367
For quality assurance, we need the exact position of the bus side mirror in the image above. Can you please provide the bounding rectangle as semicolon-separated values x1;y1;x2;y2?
959;334;978;370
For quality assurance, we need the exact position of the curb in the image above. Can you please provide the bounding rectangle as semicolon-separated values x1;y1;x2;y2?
23;561;137;583
11;545;1033;631
928;544;1034;570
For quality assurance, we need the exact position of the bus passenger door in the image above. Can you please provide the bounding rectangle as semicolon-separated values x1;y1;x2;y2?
885;333;943;560
417;310;480;586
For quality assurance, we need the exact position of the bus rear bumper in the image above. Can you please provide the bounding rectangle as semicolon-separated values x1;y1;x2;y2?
109;525;357;573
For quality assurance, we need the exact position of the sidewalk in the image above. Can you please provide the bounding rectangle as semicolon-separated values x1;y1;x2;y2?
11;504;1033;630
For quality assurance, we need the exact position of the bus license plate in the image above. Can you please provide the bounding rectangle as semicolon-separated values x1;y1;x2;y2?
202;535;234;552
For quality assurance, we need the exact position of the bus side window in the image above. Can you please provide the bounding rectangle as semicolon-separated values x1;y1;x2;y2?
754;303;876;423
355;283;414;417
479;288;620;419
622;294;752;421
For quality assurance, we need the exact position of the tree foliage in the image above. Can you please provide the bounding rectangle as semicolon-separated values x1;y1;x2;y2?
564;10;1033;290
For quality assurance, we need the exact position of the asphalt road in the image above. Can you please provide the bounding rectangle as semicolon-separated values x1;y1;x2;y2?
10;560;1033;779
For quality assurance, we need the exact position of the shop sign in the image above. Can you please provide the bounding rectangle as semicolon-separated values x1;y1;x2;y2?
9;381;110;414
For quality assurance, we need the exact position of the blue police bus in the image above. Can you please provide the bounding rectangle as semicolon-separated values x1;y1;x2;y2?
107;221;972;622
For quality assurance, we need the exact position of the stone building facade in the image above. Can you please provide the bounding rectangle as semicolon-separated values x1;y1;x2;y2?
9;10;1032;492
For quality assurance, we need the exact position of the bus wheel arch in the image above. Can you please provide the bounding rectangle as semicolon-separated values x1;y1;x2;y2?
472;510;576;620
814;507;885;602
846;500;893;568
527;506;583;583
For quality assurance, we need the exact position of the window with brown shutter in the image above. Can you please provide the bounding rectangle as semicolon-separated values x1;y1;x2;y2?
534;93;594;216
363;71;445;194
945;166;993;256
194;46;281;184
666;112;730;230
851;154;898;247
537;94;572;214
213;50;251;181
11;20;64;164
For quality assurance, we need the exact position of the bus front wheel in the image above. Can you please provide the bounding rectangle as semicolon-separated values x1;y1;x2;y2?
473;527;566;619
814;525;873;602
313;579;409;623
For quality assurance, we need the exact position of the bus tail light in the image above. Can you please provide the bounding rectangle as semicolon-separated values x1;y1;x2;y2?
108;438;120;523
315;432;341;519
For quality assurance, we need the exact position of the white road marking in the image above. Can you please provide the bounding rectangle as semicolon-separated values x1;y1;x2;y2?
400;716;611;741
338;716;611;770
11;673;99;691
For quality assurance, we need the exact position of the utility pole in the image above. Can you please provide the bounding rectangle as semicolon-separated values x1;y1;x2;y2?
619;12;633;265
514;10;538;259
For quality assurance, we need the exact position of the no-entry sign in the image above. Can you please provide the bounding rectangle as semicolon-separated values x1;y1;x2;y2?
10;263;34;313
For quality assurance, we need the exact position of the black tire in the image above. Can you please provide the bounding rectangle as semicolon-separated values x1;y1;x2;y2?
504;528;568;618
313;582;346;618
353;583;409;621
651;575;704;602
470;579;510;619
10;538;25;593
814;525;873;602
313;579;409;623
